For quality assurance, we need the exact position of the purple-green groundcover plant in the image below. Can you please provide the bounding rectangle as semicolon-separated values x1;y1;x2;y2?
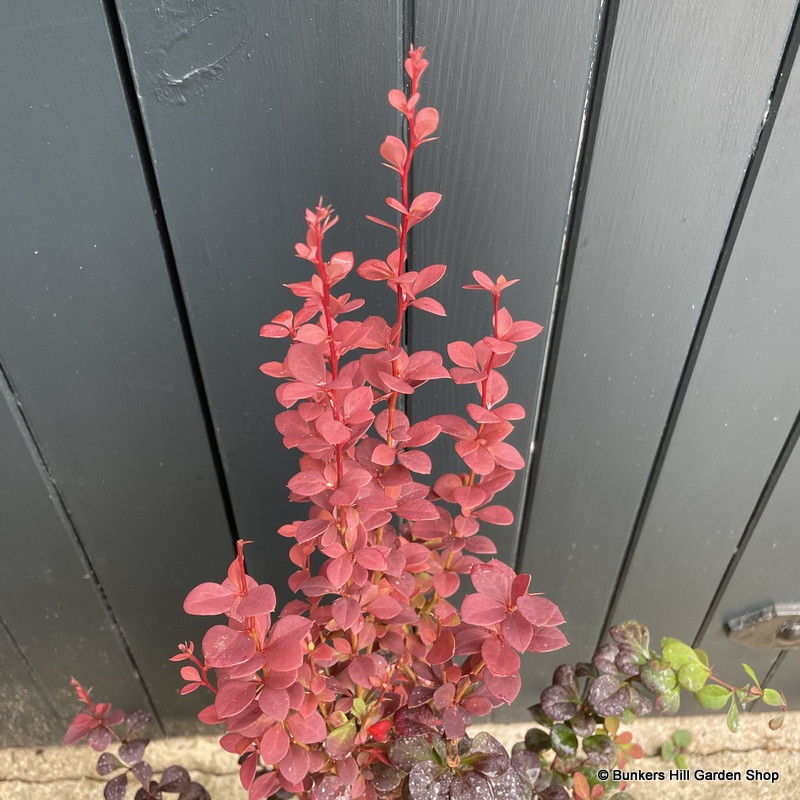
66;46;786;800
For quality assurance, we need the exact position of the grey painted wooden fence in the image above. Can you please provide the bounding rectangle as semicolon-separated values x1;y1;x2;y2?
1;0;798;746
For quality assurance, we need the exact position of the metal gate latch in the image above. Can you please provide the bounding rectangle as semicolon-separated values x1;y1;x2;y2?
726;603;800;649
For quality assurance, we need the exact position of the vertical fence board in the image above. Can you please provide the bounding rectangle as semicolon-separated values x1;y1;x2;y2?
515;0;796;705
0;383;153;739
0;0;233;734
114;0;403;595
411;0;601;566
612;51;800;654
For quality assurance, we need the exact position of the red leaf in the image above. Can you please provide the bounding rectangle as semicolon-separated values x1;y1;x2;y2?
259;323;290;339
461;594;506;626
287;710;327;744
406;419;442;447
259;688;290;721
501;613;533;652
202;626;256;668
237;584;277;617
481;637;520;677
355;547;388;571
215;680;259;719
180;666;201;682
287;470;328;496
349;654;388;687
317;418;351;445
276;382;317;408
366;595;404;620
379;135;407;172
371;443;396;466
183;582;234;616
447;341;478;370
397;449;432;473
259;723;289;765
286;343;326;385
365;215;399;233
516;595;565;627
388;88;408;112
332;597;361;631
491;441;525;471
527;625;569;653
414;263;446;292
326;556;353;589
357;258;394;281
474;505;514;525
426;628;455;665
249;771;280;800
432;571;461;597
505;320;543;342
408;191;441;223
410;297;446;316
452;486;487;510
430;414;476;441
396;498;440;521
415;107;439;140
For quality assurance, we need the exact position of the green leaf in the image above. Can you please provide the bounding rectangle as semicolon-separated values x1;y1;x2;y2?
660;739;675;762
742;663;761;689
640;661;677;695
672;729;692;749
727;700;740;733
661;638;698;670
694;648;709;668
583;734;616;767
524;727;551;753
762;688;784;708
695;685;731;711
550;723;578;759
675;753;688;770
352;697;367;717
677;661;710;692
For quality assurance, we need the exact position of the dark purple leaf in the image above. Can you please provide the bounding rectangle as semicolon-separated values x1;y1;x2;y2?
395;704;438;736
491;765;533;799
466;732;510;777
592;643;619;675
125;710;152;733
130;760;154;789
609;621;650;658
540;685;577;722
134;785;161;800
388;735;437;772
97;751;124;776
370;762;405;793
511;748;541;784
157;765;190;793
104;773;128;800
119;738;149;766
407;761;452;800
552;664;576;688
178;782;211;800
587;675;631;717
569;710;598;738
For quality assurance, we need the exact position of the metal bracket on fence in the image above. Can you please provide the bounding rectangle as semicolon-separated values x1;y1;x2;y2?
725;603;800;649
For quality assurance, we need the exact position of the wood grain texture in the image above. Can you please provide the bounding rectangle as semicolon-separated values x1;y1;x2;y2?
0;375;154;740
612;44;800;654
114;0;403;596
515;0;797;706
411;0;601;566
0;0;233;734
